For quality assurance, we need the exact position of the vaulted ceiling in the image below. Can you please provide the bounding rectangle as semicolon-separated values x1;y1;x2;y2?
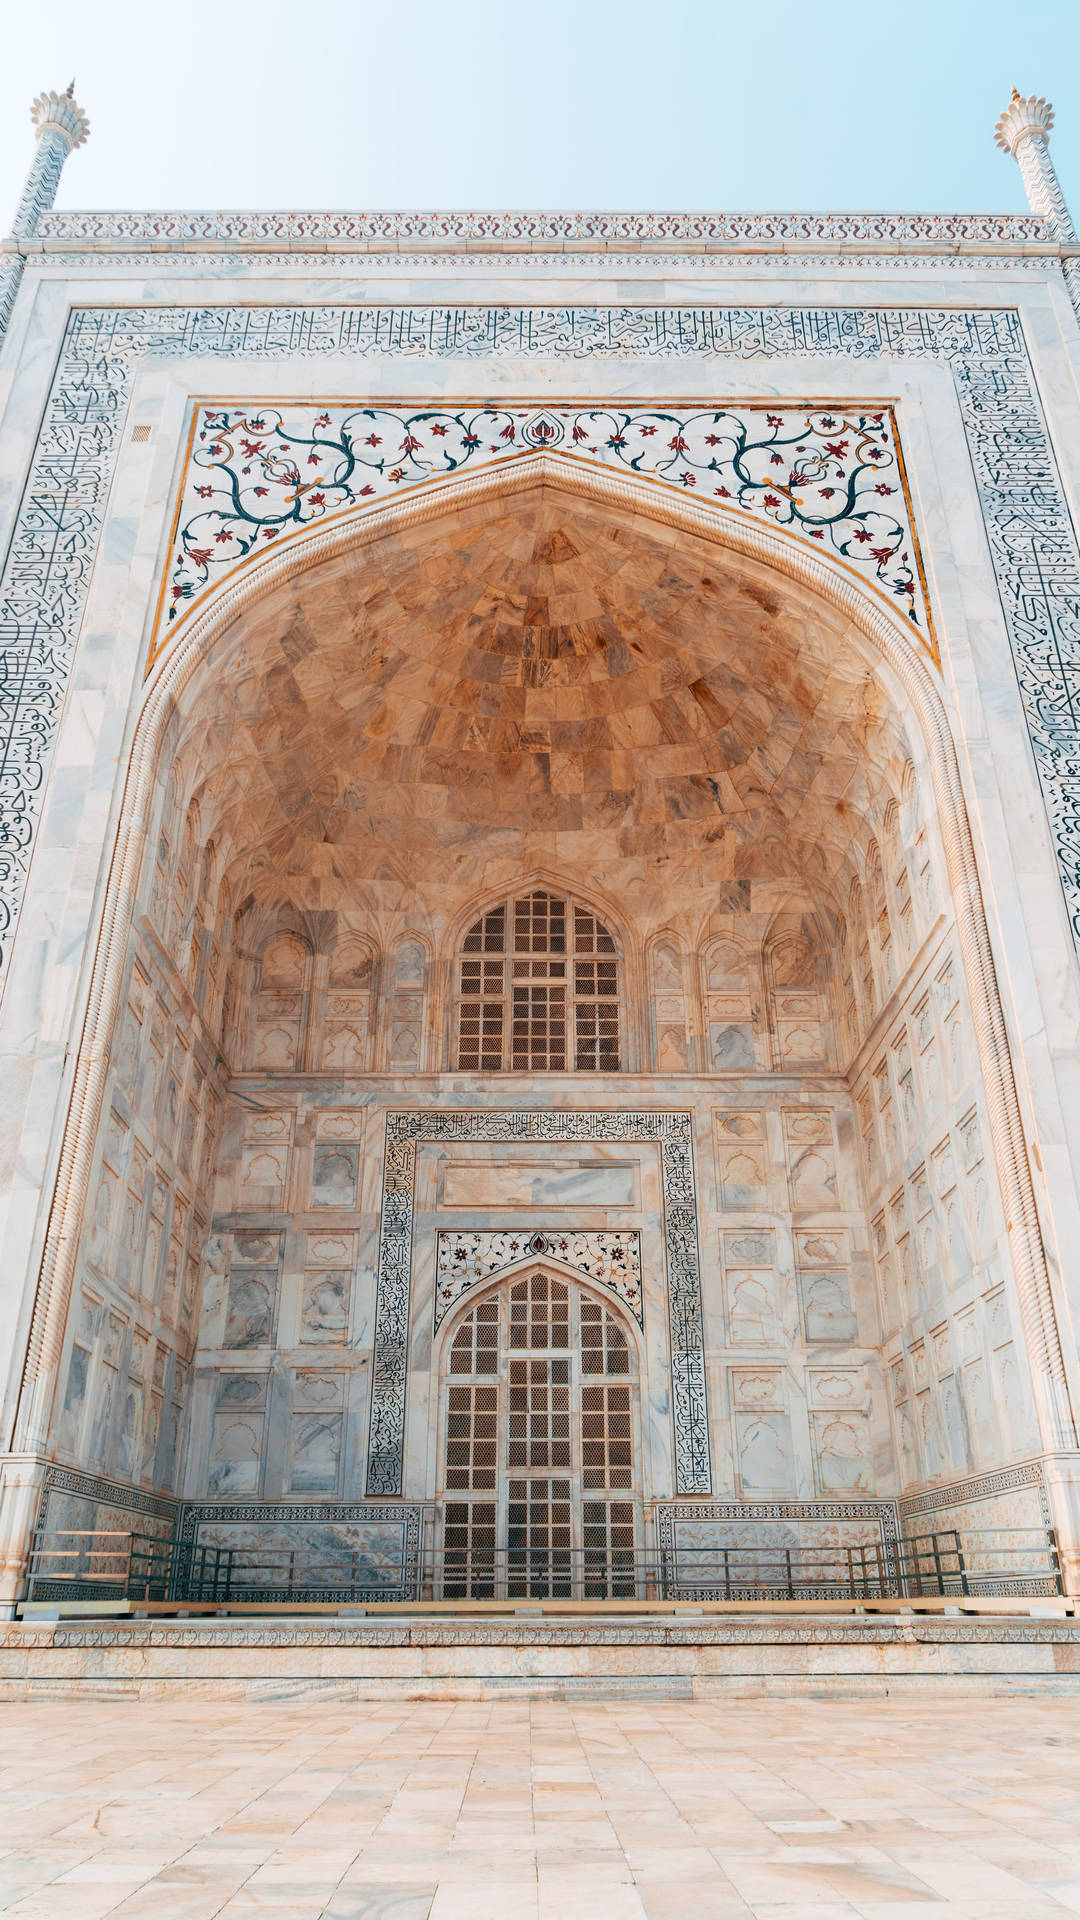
164;482;915;944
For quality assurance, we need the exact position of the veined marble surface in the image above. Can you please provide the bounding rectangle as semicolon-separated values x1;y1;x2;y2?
0;1690;1079;1916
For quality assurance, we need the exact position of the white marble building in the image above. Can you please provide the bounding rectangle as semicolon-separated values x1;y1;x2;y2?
1;85;1079;1609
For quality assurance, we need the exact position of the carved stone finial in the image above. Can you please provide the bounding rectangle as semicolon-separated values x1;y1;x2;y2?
29;86;90;154
993;87;1076;253
995;92;1055;155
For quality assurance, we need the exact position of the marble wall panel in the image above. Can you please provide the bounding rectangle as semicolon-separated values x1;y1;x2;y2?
714;1113;770;1211
856;927;1039;1494
300;1271;351;1345
27;1467;179;1600
41;920;226;1499
311;1144;359;1210
658;1499;897;1599
177;1503;422;1599
439;1156;638;1210
730;1370;796;1498
898;1465;1056;1591
222;1270;278;1351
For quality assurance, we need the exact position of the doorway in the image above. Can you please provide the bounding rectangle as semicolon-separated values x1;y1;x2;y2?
440;1268;641;1598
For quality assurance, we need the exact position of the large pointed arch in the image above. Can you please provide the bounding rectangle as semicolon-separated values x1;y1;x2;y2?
15;452;1075;1489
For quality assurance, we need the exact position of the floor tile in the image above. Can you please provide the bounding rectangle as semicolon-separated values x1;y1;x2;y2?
2;1698;1080;1920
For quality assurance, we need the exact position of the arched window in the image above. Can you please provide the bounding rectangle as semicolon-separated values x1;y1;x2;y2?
441;1270;639;1598
455;889;621;1072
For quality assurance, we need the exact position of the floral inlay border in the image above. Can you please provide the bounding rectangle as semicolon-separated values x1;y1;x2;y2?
434;1228;643;1330
152;399;933;669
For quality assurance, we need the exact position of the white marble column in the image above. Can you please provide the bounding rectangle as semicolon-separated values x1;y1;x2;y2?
0;85;90;339
995;91;1080;323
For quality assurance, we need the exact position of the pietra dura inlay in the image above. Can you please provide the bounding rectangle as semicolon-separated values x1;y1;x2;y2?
434;1228;643;1329
155;400;932;668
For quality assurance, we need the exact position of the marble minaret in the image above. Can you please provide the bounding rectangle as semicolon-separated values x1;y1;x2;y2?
0;84;90;336
995;90;1080;318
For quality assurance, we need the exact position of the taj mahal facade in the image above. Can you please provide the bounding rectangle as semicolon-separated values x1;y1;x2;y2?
2;84;1080;1658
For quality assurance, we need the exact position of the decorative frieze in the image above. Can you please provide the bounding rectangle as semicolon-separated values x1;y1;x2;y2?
156;400;931;669
434;1228;643;1329
32;208;1050;246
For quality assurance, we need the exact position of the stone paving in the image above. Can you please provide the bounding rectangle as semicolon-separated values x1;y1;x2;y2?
2;1695;1080;1916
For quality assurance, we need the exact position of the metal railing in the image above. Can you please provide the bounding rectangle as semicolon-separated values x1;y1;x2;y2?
665;1529;1063;1601
21;1523;1064;1606
897;1526;1063;1598
23;1528;175;1603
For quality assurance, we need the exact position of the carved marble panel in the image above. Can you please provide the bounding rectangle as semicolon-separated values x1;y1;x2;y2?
176;1500;423;1600
657;1498;898;1600
434;1228;642;1328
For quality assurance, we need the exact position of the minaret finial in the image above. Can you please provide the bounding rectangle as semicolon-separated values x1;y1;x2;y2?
28;85;90;154
994;91;1080;326
996;91;1055;156
994;91;1075;241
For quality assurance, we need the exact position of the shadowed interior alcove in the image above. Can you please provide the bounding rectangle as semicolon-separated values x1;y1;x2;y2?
26;474;1048;1591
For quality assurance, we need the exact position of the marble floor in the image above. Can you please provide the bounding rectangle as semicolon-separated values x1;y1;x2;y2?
2;1695;1080;1917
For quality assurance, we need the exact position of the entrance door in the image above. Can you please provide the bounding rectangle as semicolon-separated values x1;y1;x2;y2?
440;1268;640;1598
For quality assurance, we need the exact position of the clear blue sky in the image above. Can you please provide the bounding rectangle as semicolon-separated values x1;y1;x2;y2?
2;0;1078;215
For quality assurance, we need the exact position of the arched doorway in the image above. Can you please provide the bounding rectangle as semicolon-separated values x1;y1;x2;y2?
440;1269;641;1599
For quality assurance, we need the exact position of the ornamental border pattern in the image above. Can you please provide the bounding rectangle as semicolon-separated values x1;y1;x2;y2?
3;302;1080;986
433;1228;644;1329
34;1462;181;1535
174;1498;425;1543
657;1498;901;1543
32;210;1050;244
369;1110;709;1498
7;1620;1080;1650
897;1460;1050;1524
16;251;1069;275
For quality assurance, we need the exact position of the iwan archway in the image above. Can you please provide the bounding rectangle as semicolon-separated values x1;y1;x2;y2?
7;458;1075;1606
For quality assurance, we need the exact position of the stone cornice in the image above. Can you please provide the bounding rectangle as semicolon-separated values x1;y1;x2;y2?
24;207;1054;257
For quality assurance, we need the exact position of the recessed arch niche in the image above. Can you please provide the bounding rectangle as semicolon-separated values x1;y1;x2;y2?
16;464;1069;1573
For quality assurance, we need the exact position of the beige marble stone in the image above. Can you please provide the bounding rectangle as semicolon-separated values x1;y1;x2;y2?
2;1688;1080;1914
